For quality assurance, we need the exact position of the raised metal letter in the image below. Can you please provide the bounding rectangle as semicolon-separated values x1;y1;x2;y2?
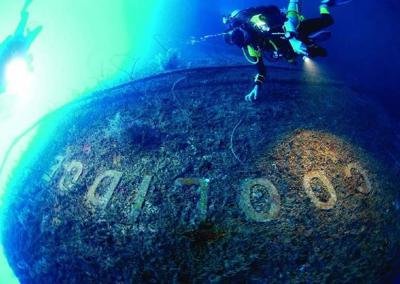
58;160;83;192
85;170;123;210
130;175;153;222
175;178;210;222
42;155;64;182
239;178;281;222
303;171;337;210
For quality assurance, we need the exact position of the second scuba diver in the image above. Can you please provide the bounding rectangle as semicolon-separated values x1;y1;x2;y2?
0;0;42;94
223;0;351;101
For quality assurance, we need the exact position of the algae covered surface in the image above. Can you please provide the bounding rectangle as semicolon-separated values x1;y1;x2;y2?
2;66;400;283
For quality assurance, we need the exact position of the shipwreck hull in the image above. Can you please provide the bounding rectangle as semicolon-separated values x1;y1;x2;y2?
2;65;400;283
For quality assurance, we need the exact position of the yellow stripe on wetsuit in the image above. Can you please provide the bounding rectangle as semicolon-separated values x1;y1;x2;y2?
247;46;262;58
247;40;278;59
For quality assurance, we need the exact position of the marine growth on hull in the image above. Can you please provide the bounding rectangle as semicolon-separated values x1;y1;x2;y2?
3;66;400;283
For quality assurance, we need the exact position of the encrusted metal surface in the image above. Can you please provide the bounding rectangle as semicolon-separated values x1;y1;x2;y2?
2;65;400;283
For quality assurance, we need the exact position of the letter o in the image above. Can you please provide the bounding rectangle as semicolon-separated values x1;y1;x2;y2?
303;171;337;210
239;178;281;222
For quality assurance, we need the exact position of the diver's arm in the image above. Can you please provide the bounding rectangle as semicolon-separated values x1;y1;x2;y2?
285;0;301;37
284;0;308;56
255;57;266;86
245;57;266;102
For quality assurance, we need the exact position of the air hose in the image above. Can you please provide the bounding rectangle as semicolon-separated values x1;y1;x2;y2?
242;48;259;65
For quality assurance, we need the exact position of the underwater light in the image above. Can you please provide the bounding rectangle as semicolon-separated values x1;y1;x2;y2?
302;55;319;74
5;57;33;96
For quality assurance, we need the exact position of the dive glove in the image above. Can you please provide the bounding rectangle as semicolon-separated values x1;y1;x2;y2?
245;85;260;102
284;18;308;56
289;38;309;56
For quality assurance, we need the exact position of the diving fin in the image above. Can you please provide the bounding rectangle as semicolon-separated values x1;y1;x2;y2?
321;0;352;7
308;30;331;42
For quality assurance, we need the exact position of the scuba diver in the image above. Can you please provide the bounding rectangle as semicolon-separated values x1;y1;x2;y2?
0;0;42;94
223;0;351;101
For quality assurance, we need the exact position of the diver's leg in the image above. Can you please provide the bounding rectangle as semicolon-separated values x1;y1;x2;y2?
321;0;352;7
24;26;43;50
285;0;301;36
22;0;33;13
297;5;334;36
14;0;33;37
300;0;352;36
14;12;29;37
